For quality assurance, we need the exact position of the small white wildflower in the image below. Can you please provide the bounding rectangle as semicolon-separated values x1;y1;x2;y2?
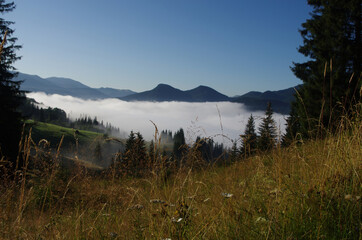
255;217;267;223
171;217;183;223
221;192;233;198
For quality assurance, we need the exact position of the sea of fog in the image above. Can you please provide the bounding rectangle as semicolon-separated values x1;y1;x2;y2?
27;92;287;147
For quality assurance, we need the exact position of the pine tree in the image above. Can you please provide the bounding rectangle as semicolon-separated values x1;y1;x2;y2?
290;0;361;137
173;128;186;159
122;131;147;176
135;132;147;172
241;114;257;156
229;141;239;162
0;1;23;164
282;101;301;146
258;102;277;151
122;131;136;174
125;131;136;151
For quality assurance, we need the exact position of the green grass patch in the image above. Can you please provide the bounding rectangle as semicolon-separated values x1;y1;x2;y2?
25;120;104;148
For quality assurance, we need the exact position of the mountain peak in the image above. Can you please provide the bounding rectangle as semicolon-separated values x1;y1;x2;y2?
186;85;230;102
121;83;230;102
194;85;210;89
154;83;175;89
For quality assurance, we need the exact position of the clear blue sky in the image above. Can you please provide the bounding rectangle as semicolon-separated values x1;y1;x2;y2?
9;0;312;96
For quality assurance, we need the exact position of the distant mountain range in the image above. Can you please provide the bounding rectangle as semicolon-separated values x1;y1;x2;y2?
16;73;136;99
16;72;298;114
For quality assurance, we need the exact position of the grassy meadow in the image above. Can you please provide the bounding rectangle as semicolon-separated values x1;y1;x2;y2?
0;113;361;239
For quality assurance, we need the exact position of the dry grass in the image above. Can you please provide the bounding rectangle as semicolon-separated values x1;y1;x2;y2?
0;111;361;239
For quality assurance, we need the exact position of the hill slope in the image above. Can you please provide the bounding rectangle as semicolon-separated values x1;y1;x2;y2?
96;87;136;98
3;117;360;239
232;86;300;114
17;72;136;99
25;120;125;167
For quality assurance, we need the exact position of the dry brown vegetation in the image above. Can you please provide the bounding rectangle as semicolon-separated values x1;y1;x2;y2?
0;108;361;239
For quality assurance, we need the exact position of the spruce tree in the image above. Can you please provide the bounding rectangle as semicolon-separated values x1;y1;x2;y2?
290;0;361;137
0;0;23;164
122;131;136;174
173;128;186;159
282;101;301;146
135;132;147;171
123;131;147;176
241;114;257;156
229;141;239;162
125;131;136;153
258;102;277;151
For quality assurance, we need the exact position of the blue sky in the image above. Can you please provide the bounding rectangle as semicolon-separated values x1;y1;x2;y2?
9;0;312;96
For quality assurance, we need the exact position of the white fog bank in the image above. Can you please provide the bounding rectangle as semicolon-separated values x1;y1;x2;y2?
27;92;287;146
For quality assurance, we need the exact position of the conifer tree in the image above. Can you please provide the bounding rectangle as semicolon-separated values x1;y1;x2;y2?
282;102;301;146
229;141;239;162
0;0;23;163
241;114;257;156
122;131;136;174
135;132;147;171
258;102;277;151
290;0;361;137
173;128;186;159
125;131;136;152
122;131;147;176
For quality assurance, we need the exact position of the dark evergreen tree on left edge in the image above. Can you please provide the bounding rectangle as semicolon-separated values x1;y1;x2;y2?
0;1;23;165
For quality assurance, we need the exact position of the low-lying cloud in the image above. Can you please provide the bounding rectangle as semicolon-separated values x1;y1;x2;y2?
27;92;287;146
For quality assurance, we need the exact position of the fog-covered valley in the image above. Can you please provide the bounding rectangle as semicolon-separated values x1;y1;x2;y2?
28;92;287;146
